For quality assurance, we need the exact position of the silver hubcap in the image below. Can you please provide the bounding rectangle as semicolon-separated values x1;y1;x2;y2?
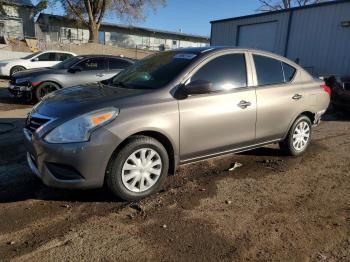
122;148;162;193
292;121;310;151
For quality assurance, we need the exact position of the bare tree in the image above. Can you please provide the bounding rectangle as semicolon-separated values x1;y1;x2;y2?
41;0;165;43
257;0;331;11
0;0;47;15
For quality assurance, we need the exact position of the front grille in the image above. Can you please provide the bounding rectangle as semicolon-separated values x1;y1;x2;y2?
26;115;50;133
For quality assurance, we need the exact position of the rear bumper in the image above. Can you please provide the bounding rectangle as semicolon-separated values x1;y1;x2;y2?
314;109;327;126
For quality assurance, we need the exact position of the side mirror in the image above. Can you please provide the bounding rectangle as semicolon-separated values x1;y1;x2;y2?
31;57;39;62
185;80;214;95
68;66;82;73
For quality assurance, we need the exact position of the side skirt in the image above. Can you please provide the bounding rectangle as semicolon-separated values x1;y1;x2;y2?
179;139;281;166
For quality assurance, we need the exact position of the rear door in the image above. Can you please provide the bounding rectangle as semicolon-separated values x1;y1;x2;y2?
252;53;304;142
179;52;257;161
63;57;107;87
56;52;74;62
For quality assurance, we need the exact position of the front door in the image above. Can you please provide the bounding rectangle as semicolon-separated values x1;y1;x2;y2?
64;57;108;87
31;52;59;68
179;53;257;161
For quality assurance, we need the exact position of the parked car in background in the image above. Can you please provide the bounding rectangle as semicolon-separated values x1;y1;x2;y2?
0;50;76;77
24;47;330;201
8;55;135;102
331;75;350;112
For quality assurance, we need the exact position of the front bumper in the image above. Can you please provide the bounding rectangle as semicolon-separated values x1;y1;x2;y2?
8;84;31;98
24;126;122;190
0;65;10;76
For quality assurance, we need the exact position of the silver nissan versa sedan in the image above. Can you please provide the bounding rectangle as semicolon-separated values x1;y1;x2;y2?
24;47;330;200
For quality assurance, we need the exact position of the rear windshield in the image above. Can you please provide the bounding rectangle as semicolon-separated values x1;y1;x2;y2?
111;51;198;89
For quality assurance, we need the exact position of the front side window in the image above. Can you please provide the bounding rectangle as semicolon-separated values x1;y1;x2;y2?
190;53;247;92
254;55;297;86
78;58;106;71
37;52;56;61
53;56;84;70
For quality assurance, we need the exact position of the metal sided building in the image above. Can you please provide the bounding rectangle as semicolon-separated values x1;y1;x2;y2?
210;0;350;77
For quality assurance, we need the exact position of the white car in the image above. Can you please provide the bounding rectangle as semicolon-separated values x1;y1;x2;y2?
0;50;76;77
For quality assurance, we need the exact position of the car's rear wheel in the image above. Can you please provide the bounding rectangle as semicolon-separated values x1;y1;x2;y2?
10;66;25;76
34;82;60;101
106;136;169;201
279;115;312;156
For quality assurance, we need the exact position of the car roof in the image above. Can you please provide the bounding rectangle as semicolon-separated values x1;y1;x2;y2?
172;46;301;68
41;50;76;55
75;54;135;62
172;46;278;55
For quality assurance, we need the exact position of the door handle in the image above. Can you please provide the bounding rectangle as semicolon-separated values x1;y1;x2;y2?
292;94;302;100
96;73;105;77
237;100;252;109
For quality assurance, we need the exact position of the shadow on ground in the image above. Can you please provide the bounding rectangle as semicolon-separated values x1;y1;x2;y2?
0;117;121;204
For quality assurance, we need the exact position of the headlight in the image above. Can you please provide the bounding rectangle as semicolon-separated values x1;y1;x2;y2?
16;77;32;84
44;107;119;143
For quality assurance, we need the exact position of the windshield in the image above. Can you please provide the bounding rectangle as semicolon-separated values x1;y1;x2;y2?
22;52;41;59
52;56;84;69
111;51;198;89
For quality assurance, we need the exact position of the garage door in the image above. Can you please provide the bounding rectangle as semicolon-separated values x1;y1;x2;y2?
238;22;277;52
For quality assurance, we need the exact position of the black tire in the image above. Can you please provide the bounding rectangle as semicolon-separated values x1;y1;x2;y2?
106;136;169;201
10;66;26;76
279;115;312;156
34;82;60;102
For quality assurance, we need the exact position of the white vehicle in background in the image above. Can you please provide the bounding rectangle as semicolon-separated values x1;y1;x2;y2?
0;50;76;77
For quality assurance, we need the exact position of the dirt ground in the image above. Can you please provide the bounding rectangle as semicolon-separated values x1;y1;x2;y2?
0;80;349;262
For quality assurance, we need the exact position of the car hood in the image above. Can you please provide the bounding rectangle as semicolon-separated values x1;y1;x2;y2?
13;67;60;79
0;58;24;65
32;83;146;119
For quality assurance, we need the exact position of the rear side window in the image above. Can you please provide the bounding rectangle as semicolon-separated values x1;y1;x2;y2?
254;55;297;86
78;58;106;71
282;62;296;82
108;58;132;70
190;53;247;92
56;53;73;61
253;55;284;86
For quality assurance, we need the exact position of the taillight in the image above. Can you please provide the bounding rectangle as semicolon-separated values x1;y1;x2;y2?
321;84;331;97
31;81;41;87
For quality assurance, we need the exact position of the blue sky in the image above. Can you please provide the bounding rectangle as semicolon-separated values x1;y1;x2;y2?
35;0;259;36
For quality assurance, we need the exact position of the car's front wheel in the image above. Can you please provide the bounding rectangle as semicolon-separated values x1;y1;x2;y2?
34;82;60;102
10;66;26;76
280;115;312;156
106;136;169;201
